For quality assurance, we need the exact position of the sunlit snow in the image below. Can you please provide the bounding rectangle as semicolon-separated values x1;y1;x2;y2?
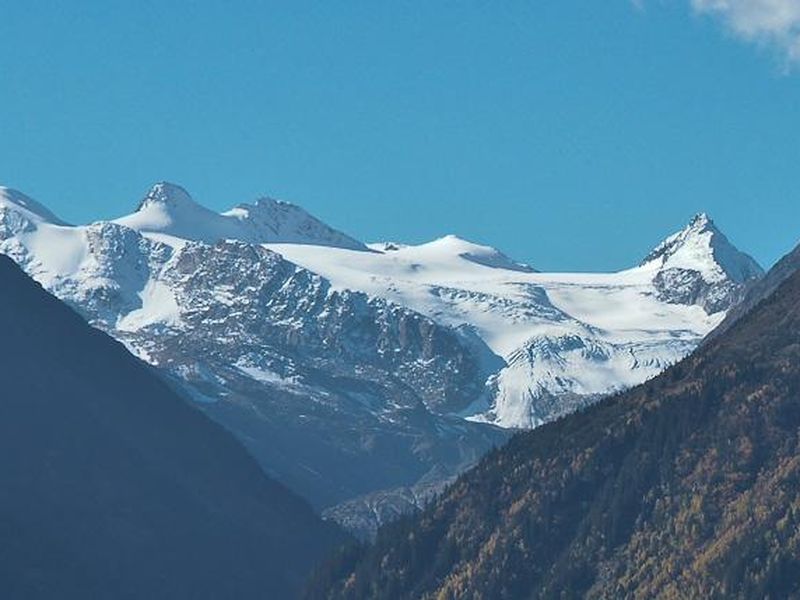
0;183;763;429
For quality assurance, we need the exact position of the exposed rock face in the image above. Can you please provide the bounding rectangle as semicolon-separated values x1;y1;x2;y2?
0;187;507;536
642;212;763;313
306;250;800;600
225;196;368;250
652;266;739;313
0;184;764;538
274;212;763;431
117;181;368;249
322;475;454;541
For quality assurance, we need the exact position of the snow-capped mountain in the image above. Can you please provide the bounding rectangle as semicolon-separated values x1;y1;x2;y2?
641;212;764;313
0;186;68;228
0;183;507;537
269;214;762;428
115;182;366;250
0;182;762;536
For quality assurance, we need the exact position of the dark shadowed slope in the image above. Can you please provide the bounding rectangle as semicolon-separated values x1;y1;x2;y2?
307;252;800;599
0;254;346;599
707;240;800;343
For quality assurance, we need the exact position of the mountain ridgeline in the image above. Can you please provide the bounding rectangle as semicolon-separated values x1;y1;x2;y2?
0;183;763;538
0;183;509;538
306;246;800;599
0;255;346;599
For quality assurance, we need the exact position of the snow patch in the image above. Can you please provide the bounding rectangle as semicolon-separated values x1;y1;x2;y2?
117;278;182;331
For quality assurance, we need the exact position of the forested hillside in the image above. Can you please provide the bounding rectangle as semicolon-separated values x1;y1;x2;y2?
307;255;800;599
0;255;346;599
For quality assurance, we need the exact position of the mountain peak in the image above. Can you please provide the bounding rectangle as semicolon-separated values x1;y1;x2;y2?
251;196;290;209
117;185;367;250
115;183;236;244
225;196;367;250
136;182;196;211
417;235;537;273
0;186;68;226
641;213;763;284
688;211;712;229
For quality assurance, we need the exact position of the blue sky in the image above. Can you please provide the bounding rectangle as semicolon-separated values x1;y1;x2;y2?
1;1;798;271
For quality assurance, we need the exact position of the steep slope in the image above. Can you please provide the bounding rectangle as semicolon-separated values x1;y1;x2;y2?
272;213;762;428
307;251;800;599
0;184;507;539
707;240;800;342
115;181;240;244
0;254;346;599
0;183;763;537
224;196;367;250
113;239;505;509
115;182;366;249
640;212;764;313
0;186;68;227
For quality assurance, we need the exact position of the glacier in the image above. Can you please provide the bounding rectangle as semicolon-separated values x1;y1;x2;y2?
268;214;761;427
0;182;763;536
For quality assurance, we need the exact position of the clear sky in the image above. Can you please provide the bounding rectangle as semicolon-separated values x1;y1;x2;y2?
1;1;798;271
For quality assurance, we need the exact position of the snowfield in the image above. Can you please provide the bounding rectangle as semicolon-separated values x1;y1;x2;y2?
1;184;761;429
264;213;759;427
0;182;764;535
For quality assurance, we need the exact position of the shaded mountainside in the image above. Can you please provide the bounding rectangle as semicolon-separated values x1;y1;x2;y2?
0;255;346;599
306;259;800;599
0;183;763;537
113;238;505;512
0;184;507;537
707;241;800;343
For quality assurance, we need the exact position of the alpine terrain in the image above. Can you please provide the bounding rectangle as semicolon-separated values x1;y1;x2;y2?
0;183;762;537
273;211;762;428
306;240;800;600
0;254;346;599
